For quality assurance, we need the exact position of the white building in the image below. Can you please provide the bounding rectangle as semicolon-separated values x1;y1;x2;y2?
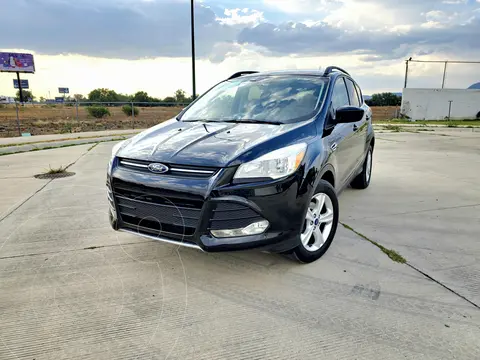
0;96;15;104
401;88;480;121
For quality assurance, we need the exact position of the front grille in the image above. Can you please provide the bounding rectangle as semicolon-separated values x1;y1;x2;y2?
118;158;218;178
209;202;264;230
112;179;204;239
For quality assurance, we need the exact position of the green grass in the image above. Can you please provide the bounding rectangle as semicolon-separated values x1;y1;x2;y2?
341;223;406;264
45;165;67;174
377;119;480;127
382;124;403;132
87;143;99;151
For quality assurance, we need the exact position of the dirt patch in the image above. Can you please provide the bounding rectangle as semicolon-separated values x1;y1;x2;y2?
0;105;182;137
34;172;75;179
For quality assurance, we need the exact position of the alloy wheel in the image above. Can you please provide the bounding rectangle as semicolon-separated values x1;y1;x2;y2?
300;193;334;252
366;150;372;183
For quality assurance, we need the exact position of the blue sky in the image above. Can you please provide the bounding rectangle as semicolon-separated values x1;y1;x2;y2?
1;0;479;97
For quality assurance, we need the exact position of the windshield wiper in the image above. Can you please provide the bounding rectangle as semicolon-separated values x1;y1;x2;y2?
218;119;283;125
181;119;283;125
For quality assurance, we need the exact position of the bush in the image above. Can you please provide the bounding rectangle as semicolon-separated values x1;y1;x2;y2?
122;104;140;117
87;106;110;118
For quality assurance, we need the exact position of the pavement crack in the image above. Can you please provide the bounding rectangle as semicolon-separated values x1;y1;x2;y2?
341;222;406;263
341;222;480;310
0;145;93;224
406;263;479;310
0;179;54;223
0;240;152;261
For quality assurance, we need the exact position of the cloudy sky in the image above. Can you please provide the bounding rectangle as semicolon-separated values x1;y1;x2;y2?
1;0;480;98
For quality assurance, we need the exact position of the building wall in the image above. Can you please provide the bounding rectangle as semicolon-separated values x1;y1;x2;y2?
401;88;480;120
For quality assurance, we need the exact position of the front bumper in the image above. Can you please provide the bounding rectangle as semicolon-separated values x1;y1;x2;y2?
107;161;310;253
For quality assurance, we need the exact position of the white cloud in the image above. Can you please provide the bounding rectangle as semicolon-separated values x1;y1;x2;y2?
263;0;334;14
216;8;264;26
421;10;459;28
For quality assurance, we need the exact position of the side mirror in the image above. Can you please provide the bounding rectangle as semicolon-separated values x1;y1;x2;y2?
336;106;364;124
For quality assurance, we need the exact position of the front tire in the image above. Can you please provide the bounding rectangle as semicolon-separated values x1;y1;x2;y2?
292;180;339;263
350;146;373;189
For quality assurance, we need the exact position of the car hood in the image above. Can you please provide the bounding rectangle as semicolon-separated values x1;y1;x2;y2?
117;119;307;167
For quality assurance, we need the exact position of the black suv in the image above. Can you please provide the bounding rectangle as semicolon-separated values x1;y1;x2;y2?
107;67;374;263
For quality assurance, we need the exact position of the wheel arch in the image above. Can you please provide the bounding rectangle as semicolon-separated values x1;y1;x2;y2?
318;164;336;189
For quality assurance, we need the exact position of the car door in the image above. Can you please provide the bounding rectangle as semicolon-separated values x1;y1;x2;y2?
327;77;358;186
345;78;368;170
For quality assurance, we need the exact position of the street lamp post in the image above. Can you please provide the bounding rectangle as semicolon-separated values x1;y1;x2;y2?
191;0;196;101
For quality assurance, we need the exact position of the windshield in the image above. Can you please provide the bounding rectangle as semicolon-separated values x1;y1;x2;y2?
180;75;328;124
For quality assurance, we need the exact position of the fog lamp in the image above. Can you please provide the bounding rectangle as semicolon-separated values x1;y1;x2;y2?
210;220;269;238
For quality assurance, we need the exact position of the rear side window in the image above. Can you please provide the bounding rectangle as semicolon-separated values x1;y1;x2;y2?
331;78;349;111
345;79;360;107
354;82;364;105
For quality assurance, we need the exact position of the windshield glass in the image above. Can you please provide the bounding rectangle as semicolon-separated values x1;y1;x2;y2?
180;75;328;124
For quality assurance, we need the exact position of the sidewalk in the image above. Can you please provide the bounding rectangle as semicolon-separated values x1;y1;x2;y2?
0;129;142;146
0;129;142;156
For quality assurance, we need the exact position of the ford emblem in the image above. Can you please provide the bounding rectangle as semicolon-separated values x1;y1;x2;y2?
148;163;169;174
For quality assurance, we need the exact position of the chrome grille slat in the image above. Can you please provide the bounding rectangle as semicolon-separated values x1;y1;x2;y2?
118;158;218;178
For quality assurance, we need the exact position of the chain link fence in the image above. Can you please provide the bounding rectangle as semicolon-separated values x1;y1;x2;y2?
0;101;187;137
0;101;403;138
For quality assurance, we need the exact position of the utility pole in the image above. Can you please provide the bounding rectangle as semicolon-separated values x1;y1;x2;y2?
16;71;24;103
191;0;196;100
442;61;448;89
404;59;410;89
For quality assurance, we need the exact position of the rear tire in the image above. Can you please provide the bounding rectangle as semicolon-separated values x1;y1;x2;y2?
292;180;339;263
350;146;373;189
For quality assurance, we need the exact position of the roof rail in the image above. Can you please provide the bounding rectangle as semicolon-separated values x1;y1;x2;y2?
323;66;350;77
228;71;259;80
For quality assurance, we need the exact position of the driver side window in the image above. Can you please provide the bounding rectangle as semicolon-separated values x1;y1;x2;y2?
331;78;350;111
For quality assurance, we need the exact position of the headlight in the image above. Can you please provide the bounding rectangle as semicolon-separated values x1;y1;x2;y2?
108;140;126;175
234;143;307;181
111;140;125;158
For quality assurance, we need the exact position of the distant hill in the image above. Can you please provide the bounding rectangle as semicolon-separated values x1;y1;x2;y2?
468;82;480;89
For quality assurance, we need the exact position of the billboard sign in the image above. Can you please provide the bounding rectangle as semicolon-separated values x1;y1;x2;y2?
13;79;29;89
55;97;64;103
0;52;35;73
58;87;69;94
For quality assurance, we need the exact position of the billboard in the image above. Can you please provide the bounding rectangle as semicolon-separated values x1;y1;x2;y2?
13;79;29;89
58;87;69;94
0;52;35;73
55;97;64;103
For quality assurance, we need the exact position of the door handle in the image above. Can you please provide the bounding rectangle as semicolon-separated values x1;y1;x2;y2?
353;124;358;131
330;143;338;152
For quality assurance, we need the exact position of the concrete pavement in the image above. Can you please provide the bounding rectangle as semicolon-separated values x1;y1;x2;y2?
0;131;479;359
0;129;140;146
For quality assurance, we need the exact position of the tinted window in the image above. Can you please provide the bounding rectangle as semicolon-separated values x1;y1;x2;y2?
345;79;360;107
181;76;328;124
354;82;363;105
331;78;349;110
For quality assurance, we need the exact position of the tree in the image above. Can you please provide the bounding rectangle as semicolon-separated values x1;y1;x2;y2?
15;90;35;102
366;92;401;106
163;96;176;103
88;88;120;103
39;96;45;102
174;89;187;103
132;91;150;103
117;93;132;102
73;94;85;101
